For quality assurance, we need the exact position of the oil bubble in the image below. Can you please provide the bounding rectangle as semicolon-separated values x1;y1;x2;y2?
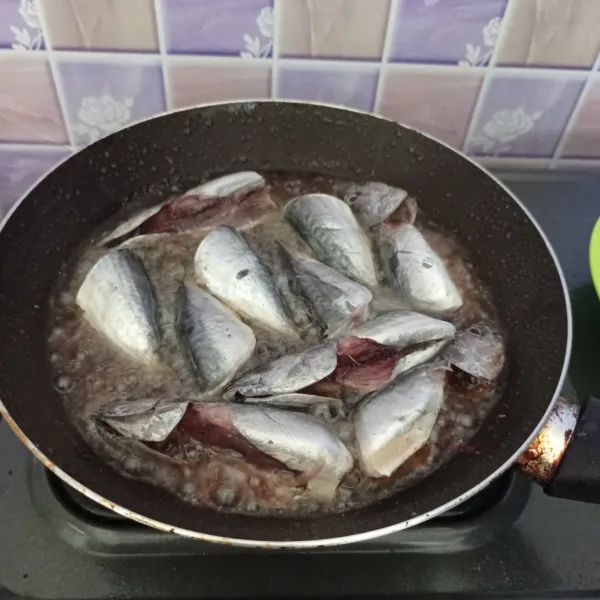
55;375;72;392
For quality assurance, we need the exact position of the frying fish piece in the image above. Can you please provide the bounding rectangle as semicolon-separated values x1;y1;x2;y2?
319;336;445;396
184;403;353;501
76;249;160;364
99;398;188;442
280;245;372;337
392;339;449;376
233;392;344;420
353;365;447;477
223;344;337;399
234;392;340;409
100;205;166;246
137;174;272;236
380;223;462;314
326;335;410;395
186;171;264;197
100;171;269;245
284;193;378;287
343;182;416;229
195;226;296;336
178;284;256;391
346;310;455;348
443;323;505;381
311;311;454;394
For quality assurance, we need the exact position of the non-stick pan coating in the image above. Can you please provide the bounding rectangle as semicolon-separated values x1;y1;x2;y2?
0;102;569;544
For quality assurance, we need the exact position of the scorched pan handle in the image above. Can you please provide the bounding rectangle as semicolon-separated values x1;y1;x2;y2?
518;396;600;504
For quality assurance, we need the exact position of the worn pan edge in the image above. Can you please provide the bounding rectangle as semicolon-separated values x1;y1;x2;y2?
0;99;573;548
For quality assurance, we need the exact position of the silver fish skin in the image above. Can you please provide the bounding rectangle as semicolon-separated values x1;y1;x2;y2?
229;404;353;501
344;182;415;229
194;226;296;336
99;172;265;245
76;249;161;364
179;284;256;391
235;392;344;420
186;171;264;197
99;398;188;442
100;205;164;246
392;339;449;377
223;344;337;400
353;365;446;478
284;193;378;287
236;392;339;408
443;324;505;381
341;311;455;378
348;310;456;377
380;223;463;314
332;310;456;386
345;310;455;347
281;247;372;337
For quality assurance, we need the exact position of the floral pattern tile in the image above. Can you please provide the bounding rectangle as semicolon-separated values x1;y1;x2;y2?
0;0;44;50
0;146;71;220
276;66;379;112
560;78;600;159
0;0;599;175
170;61;271;107
39;0;158;52
390;0;507;66
494;0;600;69
378;68;483;148
55;57;165;146
163;0;274;58
0;55;67;143
466;72;586;157
278;0;390;60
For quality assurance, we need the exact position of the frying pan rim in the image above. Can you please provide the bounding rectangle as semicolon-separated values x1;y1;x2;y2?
0;99;572;548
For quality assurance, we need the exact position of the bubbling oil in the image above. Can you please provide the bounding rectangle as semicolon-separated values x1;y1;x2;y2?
47;171;506;517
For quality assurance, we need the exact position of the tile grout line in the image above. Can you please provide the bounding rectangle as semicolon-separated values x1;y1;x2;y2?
488;0;513;67
372;0;400;114
460;65;496;156
0;46;594;77
549;56;600;168
553;158;600;169
153;0;172;112
34;0;76;147
477;157;552;166
271;0;281;99
0;142;74;152
0;47;169;64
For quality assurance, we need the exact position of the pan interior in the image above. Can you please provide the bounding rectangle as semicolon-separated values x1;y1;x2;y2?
0;102;569;544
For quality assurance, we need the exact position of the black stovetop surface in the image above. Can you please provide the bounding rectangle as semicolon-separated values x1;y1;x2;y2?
2;169;600;599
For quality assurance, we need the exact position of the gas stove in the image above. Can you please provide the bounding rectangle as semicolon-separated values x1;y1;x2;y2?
2;170;600;599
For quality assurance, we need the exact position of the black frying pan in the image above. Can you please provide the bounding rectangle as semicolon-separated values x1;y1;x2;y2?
0;101;590;548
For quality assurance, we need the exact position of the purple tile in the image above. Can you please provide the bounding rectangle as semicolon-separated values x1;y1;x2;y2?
163;0;274;57
0;0;44;50
276;66;379;112
55;57;165;146
390;0;507;65
466;73;585;158
0;146;70;220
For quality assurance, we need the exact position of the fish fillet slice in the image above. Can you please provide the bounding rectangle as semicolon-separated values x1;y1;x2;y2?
76;248;161;364
353;365;446;477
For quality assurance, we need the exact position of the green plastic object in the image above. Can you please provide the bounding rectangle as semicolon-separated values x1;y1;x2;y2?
590;217;600;298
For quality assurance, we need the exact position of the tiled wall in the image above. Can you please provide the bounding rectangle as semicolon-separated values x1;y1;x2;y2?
2;0;600;219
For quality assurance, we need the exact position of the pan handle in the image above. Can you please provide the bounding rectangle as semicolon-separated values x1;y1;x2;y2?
518;396;600;503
